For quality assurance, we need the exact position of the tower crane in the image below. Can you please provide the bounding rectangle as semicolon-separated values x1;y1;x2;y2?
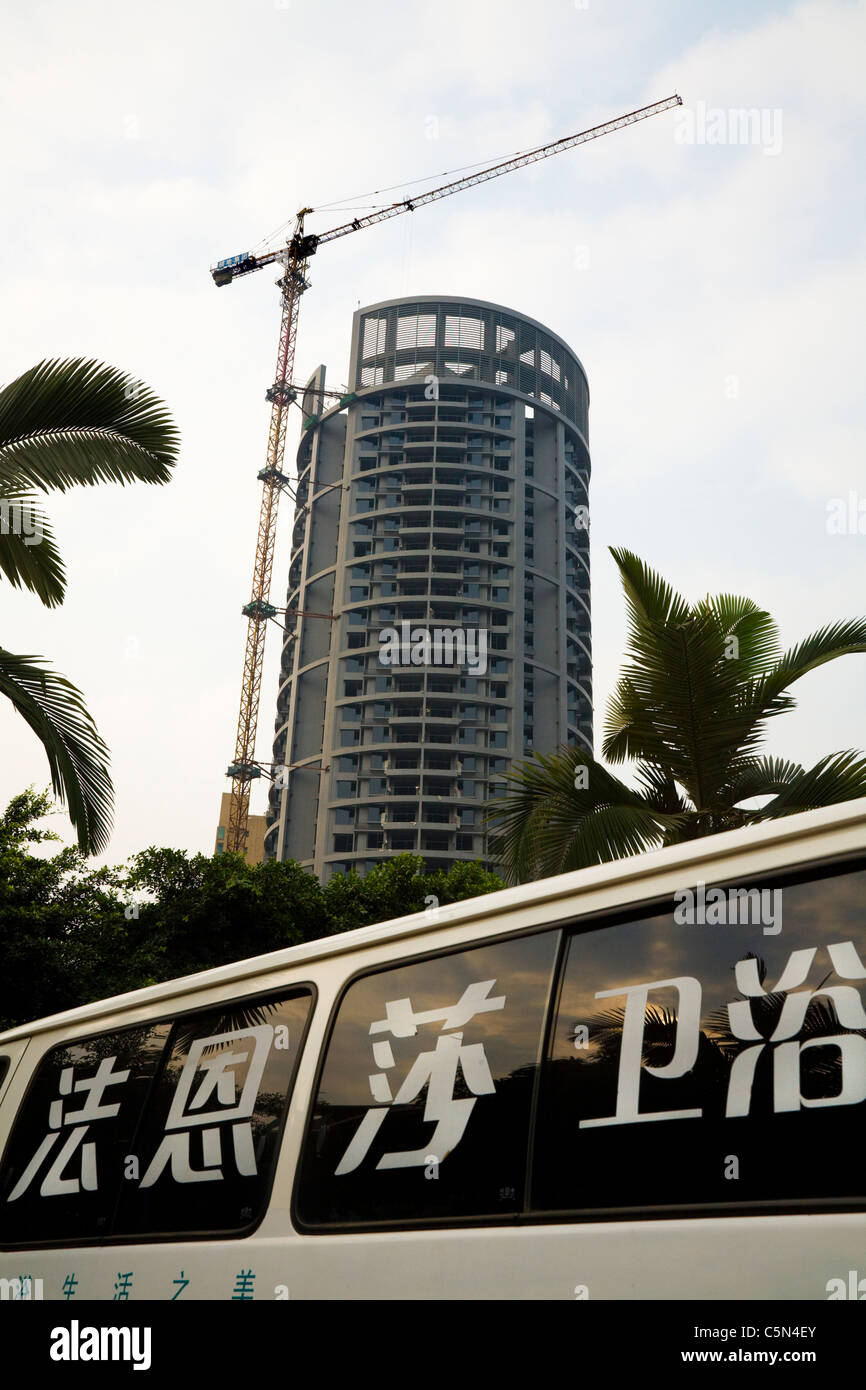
213;94;681;855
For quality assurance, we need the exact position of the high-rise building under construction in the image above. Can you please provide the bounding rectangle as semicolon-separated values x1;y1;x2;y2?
264;294;592;878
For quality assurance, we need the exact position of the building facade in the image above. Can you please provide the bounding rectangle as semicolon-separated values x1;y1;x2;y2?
264;295;592;878
214;792;266;864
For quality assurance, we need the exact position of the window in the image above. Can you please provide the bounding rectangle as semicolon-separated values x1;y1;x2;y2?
532;861;866;1219
389;833;416;851
333;834;354;853
0;991;313;1247
296;931;559;1228
0;1057;9;1091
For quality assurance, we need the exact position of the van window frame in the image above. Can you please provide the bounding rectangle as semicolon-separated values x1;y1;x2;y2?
292;922;565;1234
292;850;865;1234
0;981;316;1251
531;850;866;1227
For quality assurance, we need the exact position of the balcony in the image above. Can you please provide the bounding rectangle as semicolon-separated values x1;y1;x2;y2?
421;809;460;826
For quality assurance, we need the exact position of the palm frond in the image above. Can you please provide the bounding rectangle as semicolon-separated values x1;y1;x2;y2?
696;595;781;676
608;547;692;632
602;612;764;803
634;762;692;814
0;489;65;605
724;756;806;805
488;551;865;884
0;357;179;494
752;751;866;819
748;620;866;718
0;648;113;854
486;746;683;881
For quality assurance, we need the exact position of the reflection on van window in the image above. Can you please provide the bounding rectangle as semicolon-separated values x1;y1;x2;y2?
297;931;559;1227
117;992;312;1238
0;1023;170;1247
0;990;312;1247
533;864;866;1216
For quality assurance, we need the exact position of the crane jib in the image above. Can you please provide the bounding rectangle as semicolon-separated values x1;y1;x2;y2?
212;96;682;274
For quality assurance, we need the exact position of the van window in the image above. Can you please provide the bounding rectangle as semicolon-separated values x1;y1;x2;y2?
0;1058;9;1091
0;988;313;1247
532;862;866;1217
0;1022;171;1247
296;931;559;1228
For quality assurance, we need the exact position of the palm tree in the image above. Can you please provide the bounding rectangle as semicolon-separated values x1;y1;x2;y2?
490;547;866;881
0;358;179;854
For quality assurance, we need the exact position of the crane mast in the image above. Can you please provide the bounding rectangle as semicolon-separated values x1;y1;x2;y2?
215;95;681;855
225;217;313;853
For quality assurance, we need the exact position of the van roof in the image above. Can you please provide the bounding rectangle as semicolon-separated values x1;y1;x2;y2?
1;798;863;1043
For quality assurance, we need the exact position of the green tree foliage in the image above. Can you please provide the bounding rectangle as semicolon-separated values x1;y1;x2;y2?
0;791;505;1031
0;791;128;1029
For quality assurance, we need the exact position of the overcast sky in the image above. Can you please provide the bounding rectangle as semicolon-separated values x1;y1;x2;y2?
1;0;864;865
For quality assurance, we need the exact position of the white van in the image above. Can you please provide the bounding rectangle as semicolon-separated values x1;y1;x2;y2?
0;800;863;1300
